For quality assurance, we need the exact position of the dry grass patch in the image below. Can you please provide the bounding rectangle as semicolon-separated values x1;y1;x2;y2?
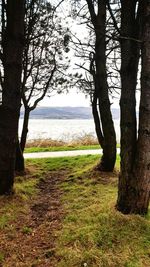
26;134;98;148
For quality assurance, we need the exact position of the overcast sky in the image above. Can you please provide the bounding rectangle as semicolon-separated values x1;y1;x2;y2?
39;88;121;108
40;89;91;107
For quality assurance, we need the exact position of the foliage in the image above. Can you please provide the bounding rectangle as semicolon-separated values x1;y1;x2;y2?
68;0;120;100
22;0;71;109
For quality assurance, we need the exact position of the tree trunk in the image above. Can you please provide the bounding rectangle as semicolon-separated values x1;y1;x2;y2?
117;0;140;211
20;107;30;152
92;92;104;148
132;13;150;211
15;107;30;172
0;107;19;194
98;98;116;171
95;0;116;171
86;0;116;171
0;0;25;194
15;140;25;172
117;1;150;214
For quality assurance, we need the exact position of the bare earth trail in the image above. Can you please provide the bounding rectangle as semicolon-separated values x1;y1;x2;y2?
24;148;120;159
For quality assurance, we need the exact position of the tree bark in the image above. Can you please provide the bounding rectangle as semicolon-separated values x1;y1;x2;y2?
0;0;25;194
132;6;150;212
86;0;116;171
15;107;29;172
20;107;30;152
95;0;116;171
117;0;140;211
117;0;150;214
15;139;25;172
92;92;104;148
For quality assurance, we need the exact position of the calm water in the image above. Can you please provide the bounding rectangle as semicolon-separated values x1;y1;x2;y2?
19;119;120;142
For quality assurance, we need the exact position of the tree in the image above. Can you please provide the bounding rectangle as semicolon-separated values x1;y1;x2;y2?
0;0;25;194
71;0;117;171
21;0;70;150
117;0;150;214
116;0;141;212
15;0;70;171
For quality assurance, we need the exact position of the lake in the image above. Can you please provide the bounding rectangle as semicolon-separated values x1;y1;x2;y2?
19;119;120;142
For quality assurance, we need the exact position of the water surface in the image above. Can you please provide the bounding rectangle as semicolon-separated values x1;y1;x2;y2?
19;119;120;142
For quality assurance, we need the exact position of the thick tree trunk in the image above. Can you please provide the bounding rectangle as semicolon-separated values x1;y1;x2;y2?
0;107;19;194
133;2;150;213
95;0;116;171
0;0;25;194
15;140;25;172
117;1;150;214
117;0;140;211
20;108;30;152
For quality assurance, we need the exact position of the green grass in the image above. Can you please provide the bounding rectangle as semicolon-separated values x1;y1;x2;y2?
0;164;41;232
22;226;32;234
33;155;148;267
0;252;5;263
27;155;150;266
15;178;38;197
24;144;101;153
0;155;149;267
25;144;120;153
27;154;100;173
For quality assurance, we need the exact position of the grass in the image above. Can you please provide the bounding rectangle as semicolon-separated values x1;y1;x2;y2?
24;144;100;153
0;155;149;267
26;154;100;172
22;226;33;234
0;164;41;231
0;252;4;263
24;135;120;153
24;134;100;153
53;157;150;267
27;156;149;266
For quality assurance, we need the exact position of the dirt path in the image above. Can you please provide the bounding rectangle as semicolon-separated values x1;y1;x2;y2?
24;149;102;159
24;148;120;159
0;171;66;267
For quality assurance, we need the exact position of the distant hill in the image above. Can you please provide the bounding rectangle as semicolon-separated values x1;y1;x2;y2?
20;106;120;120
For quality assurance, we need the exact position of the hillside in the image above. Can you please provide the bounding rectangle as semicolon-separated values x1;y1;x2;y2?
20;106;120;120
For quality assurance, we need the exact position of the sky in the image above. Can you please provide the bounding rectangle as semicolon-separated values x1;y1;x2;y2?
39;89;91;107
39;2;120;109
39;1;123;109
39;88;121;108
39;1;139;110
37;1;92;108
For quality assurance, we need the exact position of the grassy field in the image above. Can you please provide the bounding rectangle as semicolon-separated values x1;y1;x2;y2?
0;155;149;266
